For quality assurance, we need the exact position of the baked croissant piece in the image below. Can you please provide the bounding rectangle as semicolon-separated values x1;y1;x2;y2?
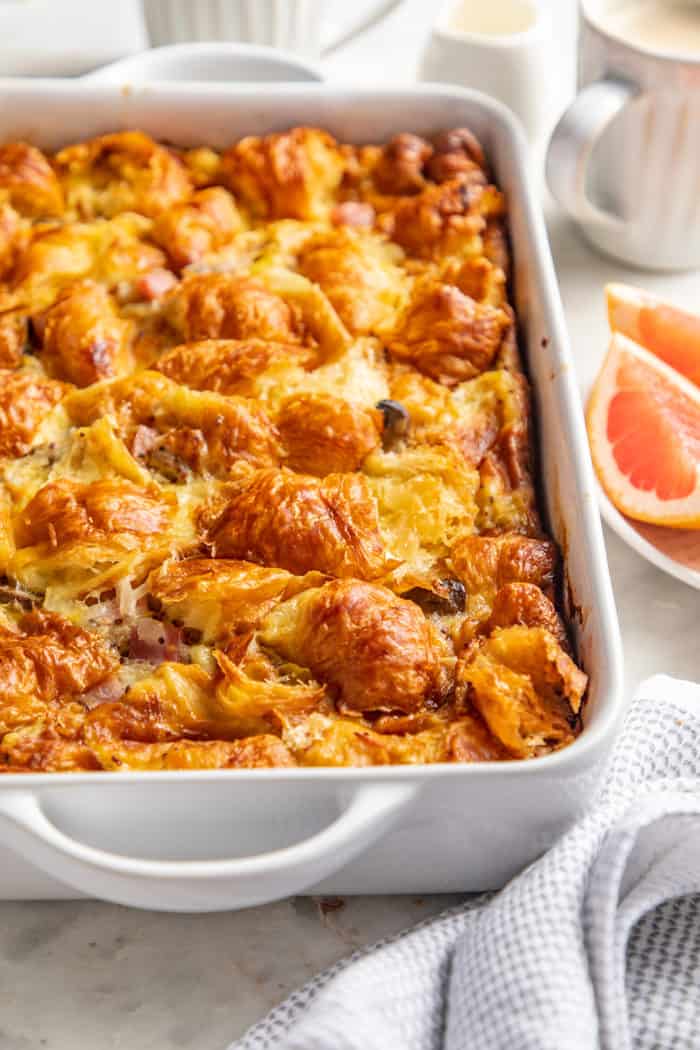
0;122;587;772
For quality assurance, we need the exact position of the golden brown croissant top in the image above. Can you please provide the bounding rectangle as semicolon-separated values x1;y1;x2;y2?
0;125;586;772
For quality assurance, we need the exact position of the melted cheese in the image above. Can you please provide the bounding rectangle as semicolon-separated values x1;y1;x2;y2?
364;445;479;571
0;124;585;772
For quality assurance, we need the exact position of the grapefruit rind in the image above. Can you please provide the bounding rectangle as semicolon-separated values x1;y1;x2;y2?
606;282;700;388
587;333;700;529
606;283;646;342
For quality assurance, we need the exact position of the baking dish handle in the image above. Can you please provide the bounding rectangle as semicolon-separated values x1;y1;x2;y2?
545;78;639;232
0;783;417;912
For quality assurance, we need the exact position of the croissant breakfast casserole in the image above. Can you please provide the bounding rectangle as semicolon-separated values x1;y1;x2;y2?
0;126;587;772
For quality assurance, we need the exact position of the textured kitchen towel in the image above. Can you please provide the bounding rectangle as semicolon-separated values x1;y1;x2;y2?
233;676;700;1050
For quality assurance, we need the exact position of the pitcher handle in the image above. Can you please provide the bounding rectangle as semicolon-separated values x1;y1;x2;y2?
545;78;639;231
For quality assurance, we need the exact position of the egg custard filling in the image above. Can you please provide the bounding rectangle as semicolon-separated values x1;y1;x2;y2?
0;126;586;771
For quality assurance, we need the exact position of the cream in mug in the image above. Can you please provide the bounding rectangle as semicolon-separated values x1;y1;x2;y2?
602;1;700;57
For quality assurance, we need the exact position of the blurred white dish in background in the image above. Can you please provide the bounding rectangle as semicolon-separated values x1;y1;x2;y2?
142;0;404;59
599;488;700;591
84;42;322;84
419;0;552;141
0;0;147;75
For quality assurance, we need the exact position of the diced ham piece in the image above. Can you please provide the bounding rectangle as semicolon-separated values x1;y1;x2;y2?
128;617;183;664
130;424;159;459
136;268;178;301
330;202;375;229
81;673;127;709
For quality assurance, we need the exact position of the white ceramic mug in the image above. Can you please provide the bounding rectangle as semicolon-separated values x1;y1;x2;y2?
419;0;552;141
142;0;404;59
546;0;700;271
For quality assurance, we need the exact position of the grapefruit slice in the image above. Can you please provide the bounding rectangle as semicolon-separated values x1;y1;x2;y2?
606;283;700;387
587;333;700;528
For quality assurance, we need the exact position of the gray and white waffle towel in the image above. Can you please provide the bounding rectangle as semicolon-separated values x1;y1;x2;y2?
234;675;700;1050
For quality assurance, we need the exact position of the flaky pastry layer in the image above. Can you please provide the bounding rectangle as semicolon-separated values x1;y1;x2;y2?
0;126;586;772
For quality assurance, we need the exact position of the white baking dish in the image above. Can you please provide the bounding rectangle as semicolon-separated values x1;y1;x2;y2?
0;81;623;912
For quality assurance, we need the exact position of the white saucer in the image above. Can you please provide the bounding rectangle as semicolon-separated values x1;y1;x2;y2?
599;488;700;591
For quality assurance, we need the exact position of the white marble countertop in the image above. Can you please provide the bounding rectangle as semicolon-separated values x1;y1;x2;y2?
1;2;699;1047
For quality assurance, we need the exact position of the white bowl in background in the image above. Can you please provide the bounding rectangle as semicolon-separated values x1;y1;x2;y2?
0;0;147;76
141;0;405;60
84;42;322;84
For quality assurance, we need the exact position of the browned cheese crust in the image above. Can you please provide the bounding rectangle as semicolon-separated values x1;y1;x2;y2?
0;126;586;771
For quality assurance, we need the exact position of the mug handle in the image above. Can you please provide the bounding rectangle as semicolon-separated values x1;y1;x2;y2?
322;0;404;57
545;78;640;231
